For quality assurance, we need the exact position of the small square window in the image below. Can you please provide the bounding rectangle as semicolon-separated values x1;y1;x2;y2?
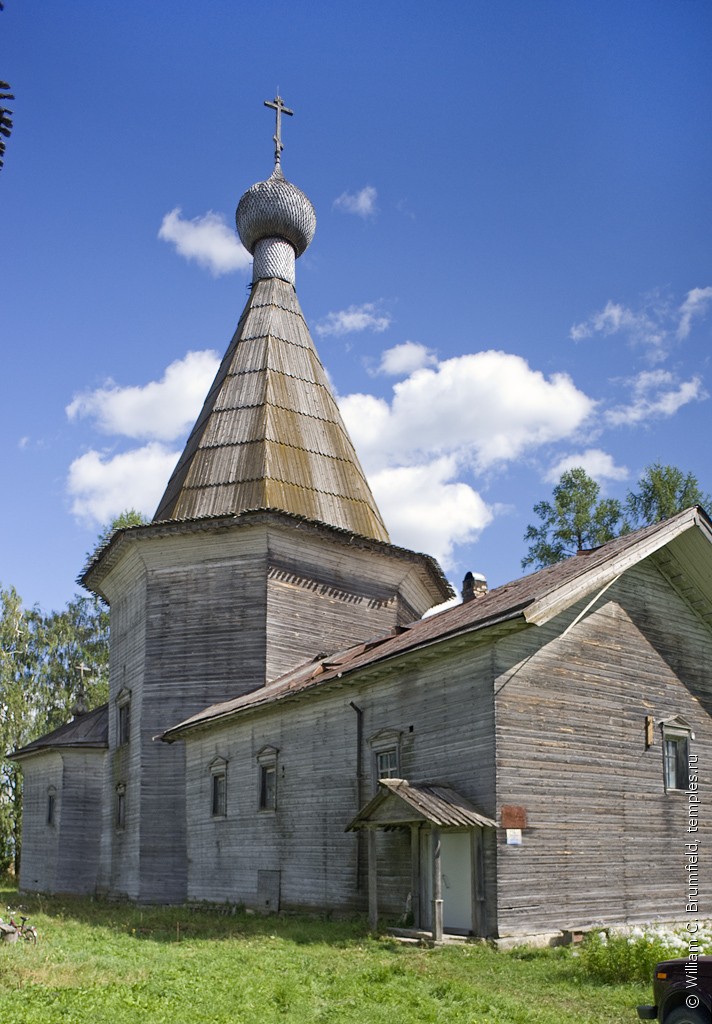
212;772;226;817
260;765;277;811
663;730;689;791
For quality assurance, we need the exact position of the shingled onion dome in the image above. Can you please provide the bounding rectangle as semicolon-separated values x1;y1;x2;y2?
236;165;316;287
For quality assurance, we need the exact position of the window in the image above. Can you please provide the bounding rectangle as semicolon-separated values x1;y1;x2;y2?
117;688;131;746
663;729;689;792
209;757;228;817
260;765;276;810
47;787;56;826
116;783;126;829
257;746;279;811
376;747;399;779
369;729;402;791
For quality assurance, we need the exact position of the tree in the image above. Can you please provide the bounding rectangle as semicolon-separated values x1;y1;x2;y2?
626;462;710;529
522;468;625;570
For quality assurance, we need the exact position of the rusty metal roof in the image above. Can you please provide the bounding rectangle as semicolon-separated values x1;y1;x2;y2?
153;276;390;542
161;506;712;742
346;779;497;830
11;703;108;760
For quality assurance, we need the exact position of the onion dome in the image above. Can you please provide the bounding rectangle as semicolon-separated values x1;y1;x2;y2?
236;165;316;258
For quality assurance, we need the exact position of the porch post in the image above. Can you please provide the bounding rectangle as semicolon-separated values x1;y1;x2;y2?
367;827;378;931
410;824;420;928
431;827;443;943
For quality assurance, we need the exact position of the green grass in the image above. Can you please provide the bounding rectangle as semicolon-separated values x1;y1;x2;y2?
0;887;649;1023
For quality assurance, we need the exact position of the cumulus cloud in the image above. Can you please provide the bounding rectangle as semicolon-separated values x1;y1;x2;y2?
333;186;377;218
315;303;391;337
545;448;629;484
377;341;437;376
606;370;706;427
340;350;595;474
67;443;180;525
369;456;493;569
158;208;252;276
677;286;712;340
66;350;220;443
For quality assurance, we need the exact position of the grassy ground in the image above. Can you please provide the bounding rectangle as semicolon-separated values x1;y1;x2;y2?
0;887;649;1024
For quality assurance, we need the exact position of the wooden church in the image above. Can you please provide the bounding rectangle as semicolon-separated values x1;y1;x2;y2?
14;101;712;942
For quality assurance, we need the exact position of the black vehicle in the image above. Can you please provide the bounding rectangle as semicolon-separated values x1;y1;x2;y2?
637;956;712;1023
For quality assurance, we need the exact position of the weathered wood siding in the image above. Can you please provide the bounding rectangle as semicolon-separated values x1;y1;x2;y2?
18;752;63;893
183;638;497;931
19;750;105;895
494;560;712;936
97;520;440;904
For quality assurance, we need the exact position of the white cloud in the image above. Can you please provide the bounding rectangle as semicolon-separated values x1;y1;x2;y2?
377;341;437;376
158;208;252;276
677;286;712;340
66;350;220;443
315;303;392;337
545;448;629;484
369;456;493;569
570;300;666;358
333;186;377;218
340;350;595;474
606;370;706;427
67;443;180;525
570;285;712;362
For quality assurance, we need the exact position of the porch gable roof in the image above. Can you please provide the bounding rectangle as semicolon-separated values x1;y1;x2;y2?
346;779;496;831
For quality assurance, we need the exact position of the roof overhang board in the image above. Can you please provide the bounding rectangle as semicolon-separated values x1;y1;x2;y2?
523;508;705;628
651;527;712;629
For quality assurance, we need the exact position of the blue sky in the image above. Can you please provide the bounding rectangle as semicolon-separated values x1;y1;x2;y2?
2;0;711;614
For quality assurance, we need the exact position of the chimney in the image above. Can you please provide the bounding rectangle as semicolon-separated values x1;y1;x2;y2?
462;571;487;603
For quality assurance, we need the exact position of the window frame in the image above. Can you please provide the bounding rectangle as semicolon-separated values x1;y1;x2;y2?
256;746;279;812
209;756;228;818
369;728;402;791
46;786;56;827
662;726;690;792
116;688;131;747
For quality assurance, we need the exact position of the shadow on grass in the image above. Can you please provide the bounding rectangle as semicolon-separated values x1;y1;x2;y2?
0;885;374;946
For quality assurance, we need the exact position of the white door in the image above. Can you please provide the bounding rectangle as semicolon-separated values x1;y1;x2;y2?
440;831;473;933
420;830;473;934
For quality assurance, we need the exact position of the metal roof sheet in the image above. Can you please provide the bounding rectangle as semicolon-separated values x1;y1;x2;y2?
161;506;712;741
12;703;108;759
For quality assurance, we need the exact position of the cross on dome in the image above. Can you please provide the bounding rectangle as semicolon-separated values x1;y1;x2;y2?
264;95;293;167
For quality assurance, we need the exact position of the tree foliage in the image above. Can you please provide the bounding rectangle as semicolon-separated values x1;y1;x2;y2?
625;462;710;528
522;468;624;569
523;462;709;571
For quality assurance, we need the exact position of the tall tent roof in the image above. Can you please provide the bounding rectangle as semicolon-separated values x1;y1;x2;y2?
153;108;389;543
153;276;390;540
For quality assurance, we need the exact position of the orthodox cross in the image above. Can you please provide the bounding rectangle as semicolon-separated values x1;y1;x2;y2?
264;95;293;167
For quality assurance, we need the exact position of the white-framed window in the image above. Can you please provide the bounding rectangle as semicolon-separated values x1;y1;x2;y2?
257;746;279;812
115;783;126;829
209;756;228;817
116;688;131;746
369;729;402;790
662;728;690;792
47;786;56;826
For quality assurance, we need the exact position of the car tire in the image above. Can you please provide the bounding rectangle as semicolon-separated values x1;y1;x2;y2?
664;1006;708;1024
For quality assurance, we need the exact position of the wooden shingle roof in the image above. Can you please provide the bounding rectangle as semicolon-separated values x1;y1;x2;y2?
346;779;497;831
153;277;389;542
162;505;712;741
